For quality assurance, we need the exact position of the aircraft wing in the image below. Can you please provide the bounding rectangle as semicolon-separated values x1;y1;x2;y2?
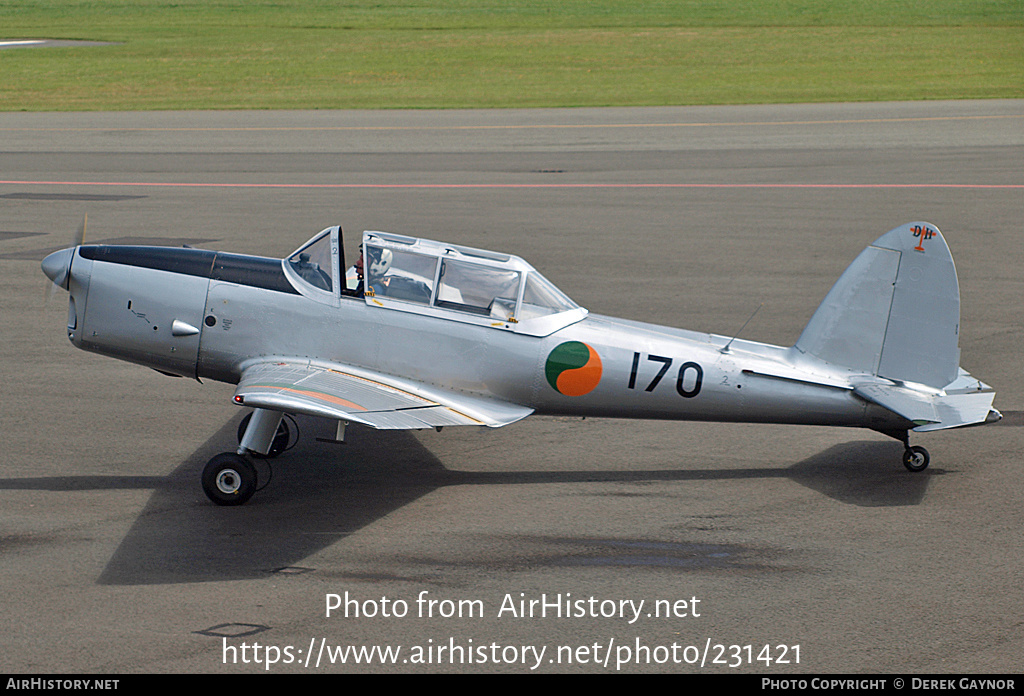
233;359;533;430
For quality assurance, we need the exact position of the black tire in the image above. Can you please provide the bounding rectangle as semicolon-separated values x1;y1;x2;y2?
202;453;257;505
236;412;291;458
902;445;930;472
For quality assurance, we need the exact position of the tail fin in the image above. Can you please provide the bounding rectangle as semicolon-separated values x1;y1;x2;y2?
795;222;959;389
795;223;1000;432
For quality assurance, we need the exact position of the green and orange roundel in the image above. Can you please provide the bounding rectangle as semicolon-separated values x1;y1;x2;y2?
545;341;603;396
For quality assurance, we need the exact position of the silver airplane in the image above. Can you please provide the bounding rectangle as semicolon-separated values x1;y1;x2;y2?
41;221;1001;505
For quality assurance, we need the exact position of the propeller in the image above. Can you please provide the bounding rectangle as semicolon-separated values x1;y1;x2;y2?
74;212;87;246
43;214;87;300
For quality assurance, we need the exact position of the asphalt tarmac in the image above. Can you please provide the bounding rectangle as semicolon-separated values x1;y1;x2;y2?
2;101;1022;674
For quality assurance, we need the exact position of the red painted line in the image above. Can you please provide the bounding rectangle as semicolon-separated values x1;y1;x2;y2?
0;179;1021;189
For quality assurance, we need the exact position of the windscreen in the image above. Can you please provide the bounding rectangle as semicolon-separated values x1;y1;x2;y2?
287;233;334;292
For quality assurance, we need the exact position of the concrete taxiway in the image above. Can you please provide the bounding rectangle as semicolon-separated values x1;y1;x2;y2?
1;101;1022;673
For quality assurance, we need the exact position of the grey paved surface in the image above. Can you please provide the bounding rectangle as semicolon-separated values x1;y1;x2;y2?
1;102;1022;673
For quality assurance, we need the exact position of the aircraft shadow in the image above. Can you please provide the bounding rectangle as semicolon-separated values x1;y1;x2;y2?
1;418;935;585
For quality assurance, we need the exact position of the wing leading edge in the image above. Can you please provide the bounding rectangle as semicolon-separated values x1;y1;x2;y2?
233;359;533;430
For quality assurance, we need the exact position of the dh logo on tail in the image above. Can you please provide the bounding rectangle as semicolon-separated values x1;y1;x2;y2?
911;224;937;252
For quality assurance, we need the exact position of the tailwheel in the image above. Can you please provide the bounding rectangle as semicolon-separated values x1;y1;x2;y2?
202;452;257;505
902;445;930;473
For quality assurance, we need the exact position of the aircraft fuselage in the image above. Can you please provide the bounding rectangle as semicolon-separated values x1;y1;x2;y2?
62;243;900;433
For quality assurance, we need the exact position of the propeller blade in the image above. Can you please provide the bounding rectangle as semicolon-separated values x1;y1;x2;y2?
43;214;88;302
74;213;87;246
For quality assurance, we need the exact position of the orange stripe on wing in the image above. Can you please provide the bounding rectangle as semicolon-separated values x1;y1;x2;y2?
245;384;368;412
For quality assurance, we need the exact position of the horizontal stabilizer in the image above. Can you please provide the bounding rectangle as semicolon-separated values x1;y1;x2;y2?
853;379;998;432
853;384;939;427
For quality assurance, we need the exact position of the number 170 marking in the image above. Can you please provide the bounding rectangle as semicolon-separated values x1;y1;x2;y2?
628;352;703;398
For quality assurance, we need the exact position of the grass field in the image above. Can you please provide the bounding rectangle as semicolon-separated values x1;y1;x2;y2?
1;0;1021;110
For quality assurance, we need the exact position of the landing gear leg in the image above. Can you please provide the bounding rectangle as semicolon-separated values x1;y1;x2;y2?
236;411;293;458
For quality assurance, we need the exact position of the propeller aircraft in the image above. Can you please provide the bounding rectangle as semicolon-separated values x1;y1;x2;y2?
41;222;1001;505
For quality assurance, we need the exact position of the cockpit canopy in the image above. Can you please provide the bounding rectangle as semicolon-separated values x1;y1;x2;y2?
283;227;586;337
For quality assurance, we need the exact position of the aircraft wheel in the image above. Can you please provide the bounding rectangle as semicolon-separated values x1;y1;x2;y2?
237;412;291;458
902;445;930;472
202;453;257;505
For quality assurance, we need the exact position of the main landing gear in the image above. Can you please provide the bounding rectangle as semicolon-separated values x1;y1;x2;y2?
201;410;297;505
